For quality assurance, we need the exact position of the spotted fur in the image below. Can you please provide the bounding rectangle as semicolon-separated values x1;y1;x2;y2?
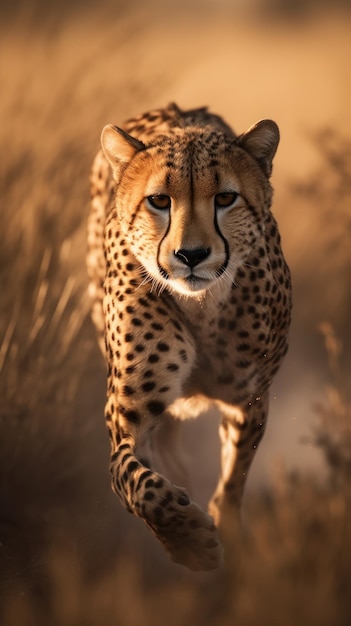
87;103;292;570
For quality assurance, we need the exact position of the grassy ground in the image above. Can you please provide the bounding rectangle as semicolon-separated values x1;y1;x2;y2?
1;2;351;624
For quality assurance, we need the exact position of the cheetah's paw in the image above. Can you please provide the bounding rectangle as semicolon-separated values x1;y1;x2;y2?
139;484;223;571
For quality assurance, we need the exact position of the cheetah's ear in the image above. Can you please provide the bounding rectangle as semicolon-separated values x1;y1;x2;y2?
238;120;279;178
101;125;146;178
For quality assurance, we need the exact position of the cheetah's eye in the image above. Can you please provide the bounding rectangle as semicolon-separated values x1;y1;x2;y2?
215;192;239;208
147;195;171;210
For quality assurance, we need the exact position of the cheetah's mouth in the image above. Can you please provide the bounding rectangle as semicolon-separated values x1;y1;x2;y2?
158;262;211;291
186;274;208;284
184;274;211;291
183;261;229;292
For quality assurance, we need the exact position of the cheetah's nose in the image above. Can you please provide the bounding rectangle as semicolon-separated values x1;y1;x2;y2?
174;247;211;268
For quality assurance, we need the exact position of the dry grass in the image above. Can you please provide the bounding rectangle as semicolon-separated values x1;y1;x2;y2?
1;2;351;624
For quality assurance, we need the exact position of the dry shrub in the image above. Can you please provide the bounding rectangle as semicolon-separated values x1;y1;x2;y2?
289;128;351;334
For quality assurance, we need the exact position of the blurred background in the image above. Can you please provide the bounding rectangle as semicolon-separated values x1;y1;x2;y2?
1;0;351;624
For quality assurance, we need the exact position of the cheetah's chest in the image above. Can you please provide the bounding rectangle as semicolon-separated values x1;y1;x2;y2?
173;291;280;404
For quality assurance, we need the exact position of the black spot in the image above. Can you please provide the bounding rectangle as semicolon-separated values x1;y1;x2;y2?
144;491;155;501
237;343;250;352
125;333;133;342
167;363;179;371
154;478;164;488
142;381;156;392
157;342;170;352
125;409;140;424
145;478;155;489
143;370;154;378
238;330;249;338
147;401;165;416
138;298;149;307
134;471;153;491
131;318;143;327
123;385;135;396
175;334;184;343
110;450;121;463
161;490;174;505
144;332;154;340
179;349;187;362
127;460;139;473
236;359;251;369
156;307;168;316
177;494;190;506
171;319;182;331
148;354;159;363
147;292;157;302
151;322;163;331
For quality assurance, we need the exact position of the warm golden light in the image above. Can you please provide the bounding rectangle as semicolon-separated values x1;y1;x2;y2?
1;0;350;622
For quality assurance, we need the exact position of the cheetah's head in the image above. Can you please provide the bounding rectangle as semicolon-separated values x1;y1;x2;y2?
101;119;279;298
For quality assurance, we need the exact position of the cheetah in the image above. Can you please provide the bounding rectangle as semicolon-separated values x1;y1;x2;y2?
87;103;292;571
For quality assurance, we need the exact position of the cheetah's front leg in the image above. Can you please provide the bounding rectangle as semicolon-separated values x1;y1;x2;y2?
104;304;223;570
208;393;269;530
106;399;222;571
